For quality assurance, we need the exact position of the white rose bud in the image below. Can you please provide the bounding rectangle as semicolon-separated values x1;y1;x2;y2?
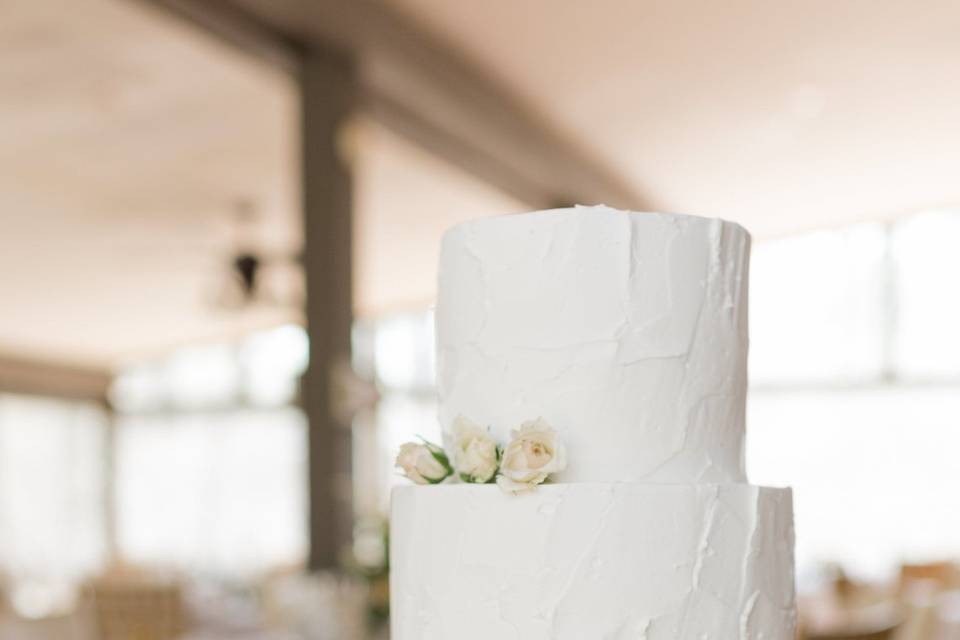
450;416;500;484
395;441;452;485
497;417;567;495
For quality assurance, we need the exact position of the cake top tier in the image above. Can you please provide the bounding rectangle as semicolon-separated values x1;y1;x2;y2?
435;206;751;484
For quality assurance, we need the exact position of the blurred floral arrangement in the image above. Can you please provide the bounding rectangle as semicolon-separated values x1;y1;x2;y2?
344;516;390;633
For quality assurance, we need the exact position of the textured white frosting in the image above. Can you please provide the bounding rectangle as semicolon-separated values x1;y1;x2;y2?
392;207;795;640
391;483;796;640
436;206;751;483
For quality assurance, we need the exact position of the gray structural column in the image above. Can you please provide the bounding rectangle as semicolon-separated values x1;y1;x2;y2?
300;43;357;570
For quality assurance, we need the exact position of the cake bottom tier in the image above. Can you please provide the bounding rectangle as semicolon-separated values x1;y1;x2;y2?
391;483;795;640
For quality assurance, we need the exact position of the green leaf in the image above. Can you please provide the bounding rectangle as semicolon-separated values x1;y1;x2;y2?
428;448;453;475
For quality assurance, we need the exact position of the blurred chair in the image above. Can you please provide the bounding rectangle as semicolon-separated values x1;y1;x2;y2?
0;610;97;640
0;578;96;640
936;589;960;640
260;571;368;640
899;563;959;594
807;628;897;640
802;596;901;640
87;575;185;640
894;578;941;640
894;564;960;640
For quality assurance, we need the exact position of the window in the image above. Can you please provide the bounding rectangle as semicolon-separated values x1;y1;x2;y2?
115;408;307;578
749;387;960;578
892;212;960;378
747;210;960;582
353;314;440;515
749;223;888;385
0;394;108;605
111;324;309;578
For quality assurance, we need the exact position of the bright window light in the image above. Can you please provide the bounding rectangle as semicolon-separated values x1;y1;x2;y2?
750;223;887;385
748;387;960;582
0;395;107;585
893;211;960;378
115;408;307;578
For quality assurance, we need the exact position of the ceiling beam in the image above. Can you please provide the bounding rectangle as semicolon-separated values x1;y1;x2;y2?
132;0;301;75
136;0;645;209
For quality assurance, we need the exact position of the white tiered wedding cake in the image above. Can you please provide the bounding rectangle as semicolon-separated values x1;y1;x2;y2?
391;206;796;639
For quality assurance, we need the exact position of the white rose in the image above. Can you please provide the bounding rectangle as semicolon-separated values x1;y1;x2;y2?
450;416;499;483
395;442;451;485
496;418;567;495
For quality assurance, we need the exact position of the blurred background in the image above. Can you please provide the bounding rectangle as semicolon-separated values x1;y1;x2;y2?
1;0;959;638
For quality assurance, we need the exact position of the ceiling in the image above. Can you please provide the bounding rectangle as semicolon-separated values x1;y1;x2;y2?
353;121;524;316
0;0;302;369
3;0;960;370
0;0;523;370
387;0;960;237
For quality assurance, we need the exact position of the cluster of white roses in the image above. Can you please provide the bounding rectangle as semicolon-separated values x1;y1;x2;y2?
395;416;567;495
